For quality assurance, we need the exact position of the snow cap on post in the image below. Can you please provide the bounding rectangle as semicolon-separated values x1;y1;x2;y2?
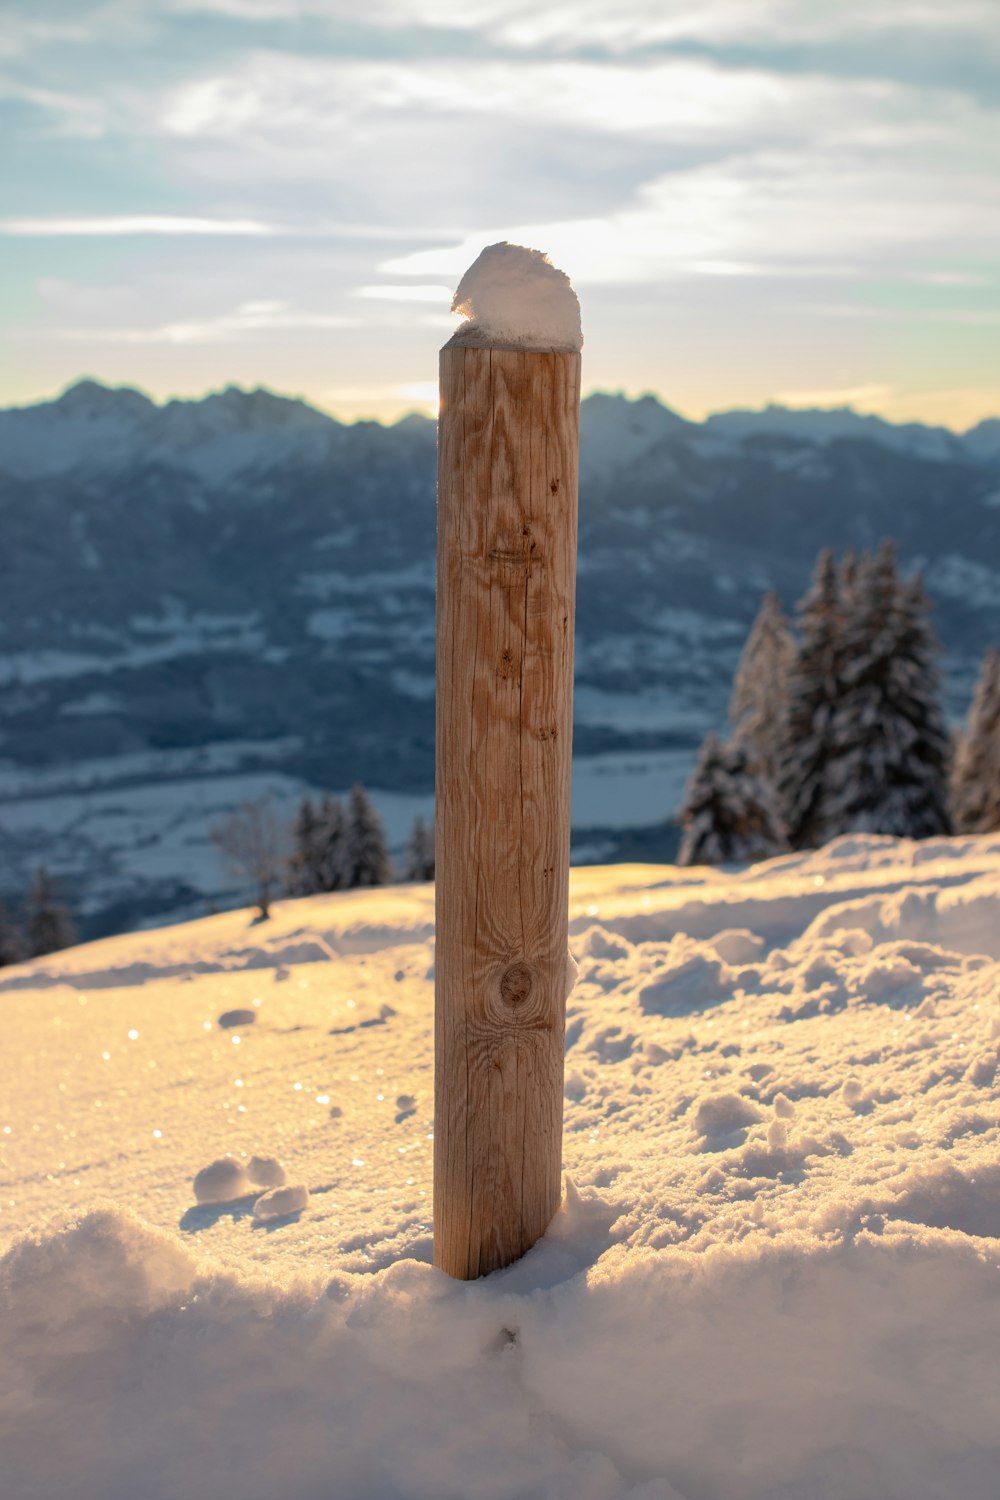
448;242;582;353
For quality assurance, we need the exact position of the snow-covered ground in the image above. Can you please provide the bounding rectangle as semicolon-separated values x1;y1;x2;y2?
3;837;1000;1499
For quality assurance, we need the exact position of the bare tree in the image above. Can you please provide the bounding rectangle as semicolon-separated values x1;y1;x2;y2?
24;868;76;957
210;796;287;920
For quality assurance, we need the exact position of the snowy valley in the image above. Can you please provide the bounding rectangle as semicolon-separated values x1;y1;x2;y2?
2;382;1000;937
2;837;1000;1499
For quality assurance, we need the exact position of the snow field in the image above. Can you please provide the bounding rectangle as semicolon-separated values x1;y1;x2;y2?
2;839;1000;1499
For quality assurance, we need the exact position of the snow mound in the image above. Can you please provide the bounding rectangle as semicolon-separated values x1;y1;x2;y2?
0;1207;195;1354
449;242;582;352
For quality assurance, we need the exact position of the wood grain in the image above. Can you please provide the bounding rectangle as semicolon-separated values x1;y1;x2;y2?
434;344;581;1280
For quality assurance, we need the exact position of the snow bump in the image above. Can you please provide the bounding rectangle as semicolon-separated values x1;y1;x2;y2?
448;242;582;352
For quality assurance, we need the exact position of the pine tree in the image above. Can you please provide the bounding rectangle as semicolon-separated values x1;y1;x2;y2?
24;868;76;957
342;783;392;888
839;549;859;609
825;543;951;837
729;589;795;789
777;549;847;848
0;901;25;967
677;734;789;867
286;795;322;896
314;794;349;891
951;647;1000;833
402;815;435;882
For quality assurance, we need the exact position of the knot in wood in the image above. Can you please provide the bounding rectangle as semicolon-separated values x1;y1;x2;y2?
499;961;533;1007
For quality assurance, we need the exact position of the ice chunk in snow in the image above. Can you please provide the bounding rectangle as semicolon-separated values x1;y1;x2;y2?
247;1154;286;1188
449;242;582;352
253;1184;309;1221
193;1156;251;1204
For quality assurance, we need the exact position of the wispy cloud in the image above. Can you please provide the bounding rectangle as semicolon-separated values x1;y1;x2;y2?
0;215;280;236
382;145;1000;287
357;284;452;303
158;53;848;144
40;300;359;343
0;78;107;137
775;382;893;409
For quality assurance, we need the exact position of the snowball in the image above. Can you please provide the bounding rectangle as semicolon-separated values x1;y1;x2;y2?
449;242;582;352
192;1156;251;1204
247;1154;285;1188
253;1184;309;1221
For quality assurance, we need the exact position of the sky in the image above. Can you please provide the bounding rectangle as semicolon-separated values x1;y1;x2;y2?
1;0;999;428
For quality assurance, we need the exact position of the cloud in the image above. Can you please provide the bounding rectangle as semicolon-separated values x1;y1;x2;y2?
381;145;1000;289
356;284;452;303
158;52;839;144
37;300;360;343
0;78;107;136
774;382;893;409
0;215;280;236
163;0;996;59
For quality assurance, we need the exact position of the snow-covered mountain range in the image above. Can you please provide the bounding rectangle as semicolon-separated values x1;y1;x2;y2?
2;381;999;935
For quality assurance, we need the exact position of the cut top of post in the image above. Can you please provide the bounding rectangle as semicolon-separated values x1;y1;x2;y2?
447;242;583;354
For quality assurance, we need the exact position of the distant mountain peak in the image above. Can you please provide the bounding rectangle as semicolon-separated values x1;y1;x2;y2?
55;378;154;420
173;383;336;434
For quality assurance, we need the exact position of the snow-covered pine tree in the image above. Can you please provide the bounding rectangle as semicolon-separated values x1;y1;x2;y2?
951;647;1000;833
825;543;951;837
677;733;789;867
24;868;76;957
402;815;435;882
0;901;24;967
729;589;795;789
777;548;846;848
342;783;392;888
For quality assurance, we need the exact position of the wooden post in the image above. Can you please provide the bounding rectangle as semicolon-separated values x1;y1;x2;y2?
434;343;581;1280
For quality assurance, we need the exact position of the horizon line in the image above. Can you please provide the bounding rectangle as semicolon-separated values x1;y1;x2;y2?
4;375;996;439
